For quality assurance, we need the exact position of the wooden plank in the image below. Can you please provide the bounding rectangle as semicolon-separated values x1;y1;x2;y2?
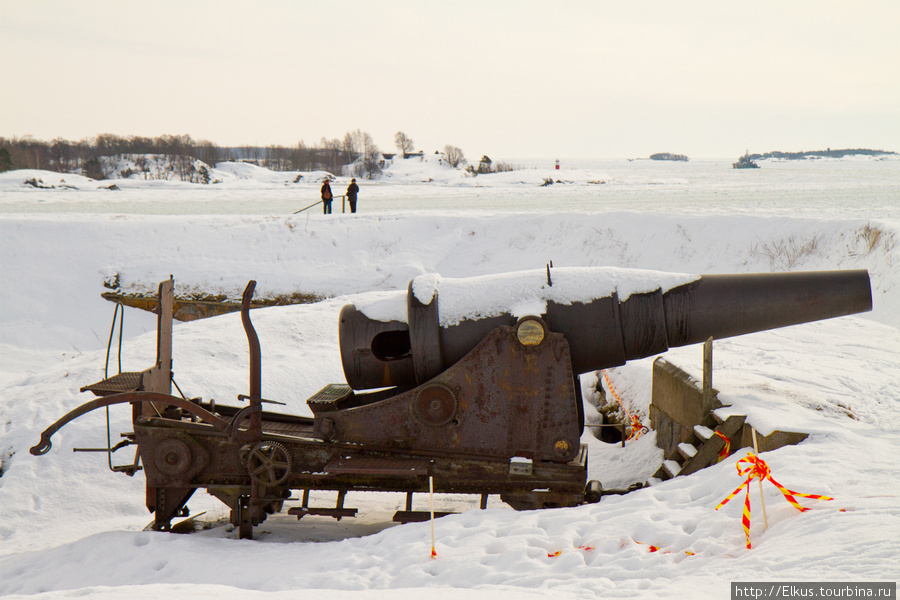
392;511;455;523
679;414;745;476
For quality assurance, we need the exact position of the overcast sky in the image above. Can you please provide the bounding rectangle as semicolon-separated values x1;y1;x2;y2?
1;0;898;159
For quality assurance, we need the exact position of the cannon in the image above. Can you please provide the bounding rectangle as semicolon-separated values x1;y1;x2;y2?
31;267;872;539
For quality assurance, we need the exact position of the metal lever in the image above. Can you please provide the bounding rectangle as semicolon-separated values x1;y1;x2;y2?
73;439;134;453
237;394;286;406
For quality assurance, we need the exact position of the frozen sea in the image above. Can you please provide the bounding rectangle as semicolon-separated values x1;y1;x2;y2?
2;157;898;219
1;156;898;600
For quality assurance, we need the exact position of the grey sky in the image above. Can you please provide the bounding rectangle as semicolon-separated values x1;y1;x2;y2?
1;0;898;159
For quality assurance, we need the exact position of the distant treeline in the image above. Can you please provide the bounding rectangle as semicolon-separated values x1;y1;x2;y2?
747;148;897;160
0;133;374;177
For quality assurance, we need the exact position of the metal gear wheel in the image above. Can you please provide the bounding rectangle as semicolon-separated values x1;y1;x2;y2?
412;382;458;426
246;441;292;486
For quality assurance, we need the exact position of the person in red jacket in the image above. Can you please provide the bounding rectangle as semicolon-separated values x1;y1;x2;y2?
320;180;333;214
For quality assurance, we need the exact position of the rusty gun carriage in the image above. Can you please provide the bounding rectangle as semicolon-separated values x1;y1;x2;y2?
31;267;872;539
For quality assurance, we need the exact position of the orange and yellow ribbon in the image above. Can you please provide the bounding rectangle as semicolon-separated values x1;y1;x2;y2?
715;452;832;549
602;370;645;441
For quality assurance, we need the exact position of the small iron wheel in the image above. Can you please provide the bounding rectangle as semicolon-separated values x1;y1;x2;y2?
246;441;292;486
412;382;458;426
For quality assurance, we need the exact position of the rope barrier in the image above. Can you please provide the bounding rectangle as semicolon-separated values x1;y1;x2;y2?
601;370;646;441
547;540;696;559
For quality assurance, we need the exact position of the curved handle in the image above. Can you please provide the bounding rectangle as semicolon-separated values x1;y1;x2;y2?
30;392;229;456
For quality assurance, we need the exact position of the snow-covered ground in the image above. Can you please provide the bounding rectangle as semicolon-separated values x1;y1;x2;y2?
1;156;898;599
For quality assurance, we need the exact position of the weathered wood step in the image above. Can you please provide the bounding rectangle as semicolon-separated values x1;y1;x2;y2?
662;460;682;478
693;424;714;442
677;442;698;460
679;414;746;477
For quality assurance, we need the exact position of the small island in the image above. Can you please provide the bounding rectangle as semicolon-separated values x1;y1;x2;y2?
650;152;689;162
745;148;896;161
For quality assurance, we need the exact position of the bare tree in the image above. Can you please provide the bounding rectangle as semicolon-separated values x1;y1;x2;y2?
264;145;292;171
83;157;106;180
361;132;381;179
175;154;196;182
95;133;125;157
343;129;382;179
292;140;312;171
394;131;414;155
443;144;467;168
240;144;259;163
0;147;12;172
320;137;343;174
196;139;220;167
51;138;73;172
346;129;365;155
134;155;149;179
342;132;356;165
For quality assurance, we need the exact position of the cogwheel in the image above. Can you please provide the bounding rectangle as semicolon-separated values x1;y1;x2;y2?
412;382;458;426
246;441;292;486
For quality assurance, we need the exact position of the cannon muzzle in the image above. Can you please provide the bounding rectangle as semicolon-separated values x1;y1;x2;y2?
339;268;872;391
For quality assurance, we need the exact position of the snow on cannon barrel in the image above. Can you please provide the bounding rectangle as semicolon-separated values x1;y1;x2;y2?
339;267;873;391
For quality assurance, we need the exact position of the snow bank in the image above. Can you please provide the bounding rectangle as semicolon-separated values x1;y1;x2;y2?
1;210;895;383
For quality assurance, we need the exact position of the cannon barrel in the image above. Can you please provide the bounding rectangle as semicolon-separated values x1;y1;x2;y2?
339;268;872;391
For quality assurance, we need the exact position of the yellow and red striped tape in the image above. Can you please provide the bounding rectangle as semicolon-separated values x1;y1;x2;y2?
715;452;832;549
601;370;645;441
714;430;731;462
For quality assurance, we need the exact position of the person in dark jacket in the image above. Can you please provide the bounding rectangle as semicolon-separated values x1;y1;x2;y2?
320;180;333;214
346;178;359;213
